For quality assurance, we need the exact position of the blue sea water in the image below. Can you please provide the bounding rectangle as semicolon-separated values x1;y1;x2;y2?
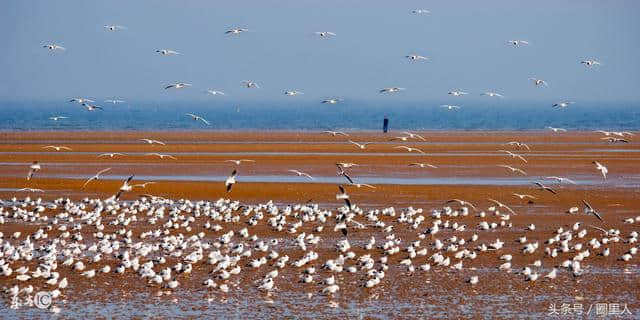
0;100;638;131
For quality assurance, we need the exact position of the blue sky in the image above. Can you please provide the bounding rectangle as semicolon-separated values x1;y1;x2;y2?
2;0;639;105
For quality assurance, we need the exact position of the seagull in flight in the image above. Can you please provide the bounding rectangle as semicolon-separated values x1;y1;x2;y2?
402;131;426;141
43;44;65;51
409;162;437;169
156;49;180;55
582;200;603;222
487;198;516;214
165;83;191;89
205;90;225;96
139;138;165;145
351;183;376;189
69;98;94;104
405;54;429;61
498;165;527;175
507;40;529;46
440;105;461;110
98;152;124;158
546;176;577;185
481;92;504;98
592;161;608;180
336;185;351;207
394;146;426;154
379;87;405;94
533;182;557;194
547;127;567;132
82;168;112;188
225;159;254;165
512;193;536;200
581;59;601;67
529;78;548;87
82;103;103;111
601;137;629;143
498;150;527;163
336;162;358;169
348;140;372;150
241;80;259;88
505;141;531;150
225;170;237;192
132;182;156;189
43;145;72;151
27;161;41;180
552;101;575;108
284;90;304;96
226;28;248;35
104;99;125;104
445;199;477;211
448;90;468;96
145;153;177;160
322;131;349;137
389;136;410;142
322;98;342;104
49;116;68;121
104;25;126;31
289;170;314;180
185;113;210;125
336;165;353;184
115;175;134;200
412;9;430;14
315;31;336;37
17;188;44;193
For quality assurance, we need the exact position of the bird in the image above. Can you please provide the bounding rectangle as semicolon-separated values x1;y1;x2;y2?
185;113;210;125
592;161;608;180
82;103;103;111
27;161;41;180
583;200;603;222
529;78;548;87
351;183;376;189
156;49;180;55
533;182;557;194
601;137;629;143
98;152;124;158
348;141;372;150
104;99;125;104
505;141;531;150
545;176;577;185
132;182;156;189
322;131;349;137
17;188;44;193
552;101;575;108
284;90;304;96
336;165;353;184
512;193;536;200
481;92;504;98
225;159;255;165
322;98;342;104
468;276;479;285
402;132;426;141
379;87;405;94
487;199;516;214
394;146;426;154
104;25;126;31
115;175;134;200
225;170;237;192
507;40;529;46
205;90;225;96
409;163;437;169
448;90;468;96
405;54;429;61
547;127;567;132
412;9;430;14
581;59;601;67
445;199;477;210
289;170;314;180
440;105;461;110
139;139;166;145
69;98;94;104
43;145;72;151
82;168;112;188
498;150;527;163
314;31;336;37
241;81;259;88
145;153;177;160
43;44;65;51
336;185;351;208
498;165;527;175
49;116;68;121
226;28;248;34
165;83;191;89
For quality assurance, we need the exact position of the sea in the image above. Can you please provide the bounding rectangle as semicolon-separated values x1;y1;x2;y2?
1;100;638;131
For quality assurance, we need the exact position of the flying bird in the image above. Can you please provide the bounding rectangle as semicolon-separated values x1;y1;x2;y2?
394;146;426;154
43;145;72;151
241;80;259;88
529;78;548;87
583;200;603;222
284;90;304;96
405;54;429;61
156;49;180;55
481;92;504;98
533;182;557;194
505;141;531;150
43;44;65;51
552;101;575;108
82;103;103;111
289;170;314;180
49;116;68;121
314;31;336;37
115;175;134;200
498;165;527;175
412;9;430;14
104;25;126;31
27;161;41;180
487;198;516;214
82;168;112;188
409;163;437;169
322;98;342;104
498;150;527;163
348;140;372;150
145;153;177;160
546;176;577;185
226;28;248;35
512;193;536;200
402;132;426;141
440;105;461;110
225;159;255;165
592;161;608;180
104;99;125;104
139;138;166;145
507;40;529;46
69;98;94;104
322;131;349;137
448;90;468;96
445;199;477;211
547;127;567;132
17;188;44;193
601;137;629;144
225;170;237;192
581;60;601;67
205;90;225;96
165;83;191;89
379;87;405;94
185;113;210;125
98;152;124;158
336;185;351;208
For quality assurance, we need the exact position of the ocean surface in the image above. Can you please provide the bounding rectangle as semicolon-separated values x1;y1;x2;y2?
1;101;638;131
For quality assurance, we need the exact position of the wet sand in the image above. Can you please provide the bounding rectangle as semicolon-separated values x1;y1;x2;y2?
1;131;639;319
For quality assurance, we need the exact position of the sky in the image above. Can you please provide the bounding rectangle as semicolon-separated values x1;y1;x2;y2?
2;0;640;105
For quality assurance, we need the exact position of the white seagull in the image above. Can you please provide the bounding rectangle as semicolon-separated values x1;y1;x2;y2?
289;170;314;180
104;99;125;104
547;127;567;132
98;152;124;158
43;44;65;51
82;168;112;188
314;31;336;37
409;163;437;168
394;146;426;154
82;103;103;111
185;113;210;125
165;83;191;89
448;90;468;96
284;90;304;96
380;87;405;94
226;28;248;35
402;131;426;141
348;140;372;150
545;176;577;185
225;169;237;192
529;78;548;87
322;98;342;104
581;59;601;67
27;161;41;180
498;165;527;176
241;80;259;88
441;105;461;110
139;138;166;145
481;92;504;98
115;175;134;200
322;131;349;137
225;159;255;165
405;54;429;61
145;153;177;160
592;161;608;180
69;98;94;104
498;150;527;163
507;40;529;46
552;101;575;108
43;145;72;151
49;116;68;121
104;25;126;31
205;90;225;96
412;9;430;14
